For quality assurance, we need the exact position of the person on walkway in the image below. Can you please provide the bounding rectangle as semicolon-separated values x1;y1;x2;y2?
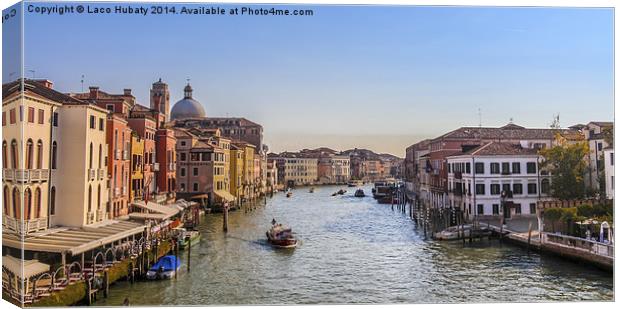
122;298;130;306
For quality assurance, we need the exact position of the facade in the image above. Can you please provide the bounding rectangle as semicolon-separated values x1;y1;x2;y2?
127;116;157;197
603;147;614;200
106;113;132;218
129;134;145;202
266;159;279;192
274;155;318;187
155;128;177;196
446;142;551;220
174;117;263;150
230;144;245;202
317;155;350;184
578;122;613;194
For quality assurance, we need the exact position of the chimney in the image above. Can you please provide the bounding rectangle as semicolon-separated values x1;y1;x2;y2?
89;86;99;99
123;88;132;96
34;79;54;89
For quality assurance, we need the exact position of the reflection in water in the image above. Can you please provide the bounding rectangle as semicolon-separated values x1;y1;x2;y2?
96;185;613;305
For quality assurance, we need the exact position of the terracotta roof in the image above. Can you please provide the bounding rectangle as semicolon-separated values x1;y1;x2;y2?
3;79;85;104
436;123;580;141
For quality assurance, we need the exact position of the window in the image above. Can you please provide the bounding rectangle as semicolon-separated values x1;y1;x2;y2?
541;179;550;194
475;183;485;195
529;203;536;214
528;183;537;194
193;183;199;192
490;163;500;174
3;186;9;215
513;183;523;195
490;184;500;195
36;140;43;169
35;188;41;218
9;109;16;124
526;162;536;174
89;143;93;169
502;183;511;194
597;143;602;151
99;118;104;131
26;139;33;169
501;162;510;174
180;168;186;177
512;162;520;174
88;185;92;212
477;204;484;215
465;163;471;174
2;141;6;168
611;153;614;166
180;141;186;146
51;141;58;169
193;168;198;176
28;107;35;123
180;153;186;161
475;162;484;174
10;140;18;168
53;112;59;126
492;204;499;215
2;112;5;126
515;204;522;214
106;104;114;112
38;109;44;124
90;115;96;129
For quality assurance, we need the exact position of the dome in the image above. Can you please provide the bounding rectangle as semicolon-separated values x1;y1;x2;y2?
170;83;206;120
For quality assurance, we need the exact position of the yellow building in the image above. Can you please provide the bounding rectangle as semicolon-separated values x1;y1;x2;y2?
129;133;144;202
233;141;256;200
229;144;245;203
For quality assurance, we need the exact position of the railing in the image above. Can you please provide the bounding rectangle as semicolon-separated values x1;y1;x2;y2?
123;150;129;160
454;172;462;179
169;163;175;171
97;209;106;222
86;212;96;225
114;150;121;160
122;186;127;195
88;169;96;181
153;163;160;171
2;216;48;235
542;233;614;258
98;169;106;180
114;187;121;197
2;169;49;183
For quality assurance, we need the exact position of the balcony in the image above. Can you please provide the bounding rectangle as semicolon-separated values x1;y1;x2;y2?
123;150;129;160
454;171;462;180
98;169;106;180
97;209;106;222
169;163;175;171
2;215;48;235
88;169;96;181
86;211;96;225
114;150;121;160
153;163;160;171
2;169;49;183
114;187;121;197
122;186;127;195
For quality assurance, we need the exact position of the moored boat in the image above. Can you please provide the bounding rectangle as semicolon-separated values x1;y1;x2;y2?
266;221;298;249
286;191;293;198
309;187;315;193
175;228;201;250
354;189;365;197
146;255;181;280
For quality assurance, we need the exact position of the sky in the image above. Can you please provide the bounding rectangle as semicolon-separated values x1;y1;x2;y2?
2;2;614;156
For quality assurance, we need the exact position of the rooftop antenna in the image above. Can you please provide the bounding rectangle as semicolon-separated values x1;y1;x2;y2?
509;117;514;124
186;77;190;85
80;74;85;92
28;70;35;79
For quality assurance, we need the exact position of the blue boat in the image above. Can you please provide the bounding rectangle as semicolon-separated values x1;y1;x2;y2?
146;255;181;280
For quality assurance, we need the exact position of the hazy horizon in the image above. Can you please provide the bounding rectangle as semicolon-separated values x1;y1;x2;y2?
3;3;613;156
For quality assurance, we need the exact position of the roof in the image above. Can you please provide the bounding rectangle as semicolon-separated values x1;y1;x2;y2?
130;201;180;221
2;256;50;279
2;221;146;256
588;121;613;128
436;123;581;141
3;79;85;104
450;142;539;157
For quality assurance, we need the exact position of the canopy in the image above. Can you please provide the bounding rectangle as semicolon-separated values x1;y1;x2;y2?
2;255;50;279
214;190;235;202
130;201;180;221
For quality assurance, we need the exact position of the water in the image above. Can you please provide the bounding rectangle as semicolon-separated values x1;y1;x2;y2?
95;185;613;305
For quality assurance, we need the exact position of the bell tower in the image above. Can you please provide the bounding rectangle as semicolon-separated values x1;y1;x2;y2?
150;78;170;121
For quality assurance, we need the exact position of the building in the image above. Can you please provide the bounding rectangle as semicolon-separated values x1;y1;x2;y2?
127;116;157;197
129;133;145;202
603;147;614;200
446;142;551;220
274;153;318;187
572;122;613;194
266;159;279;192
317;155;350;184
234;141;257;200
230;144;245;202
404;139;431;193
174;117;263;151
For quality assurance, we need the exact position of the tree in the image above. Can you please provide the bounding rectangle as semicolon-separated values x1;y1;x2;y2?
539;137;590;199
544;208;562;232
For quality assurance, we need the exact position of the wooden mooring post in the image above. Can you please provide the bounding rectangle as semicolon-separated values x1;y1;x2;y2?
527;221;533;253
187;237;191;273
223;204;229;232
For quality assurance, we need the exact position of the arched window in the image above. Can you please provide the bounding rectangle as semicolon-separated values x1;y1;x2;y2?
50;187;56;215
89;143;93;169
2;141;7;168
3;186;9;215
24;188;31;220
114;130;118;150
51;142;58;169
98;144;102;168
97;185;101;210
541;179;550;194
36;140;43;169
12;188;20;219
11;139;18;169
35;187;41;218
26;139;33;169
88;185;92;212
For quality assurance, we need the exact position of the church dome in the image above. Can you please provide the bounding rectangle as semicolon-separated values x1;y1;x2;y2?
170;83;206;120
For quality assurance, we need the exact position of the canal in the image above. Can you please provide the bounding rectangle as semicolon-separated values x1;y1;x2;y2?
96;185;613;305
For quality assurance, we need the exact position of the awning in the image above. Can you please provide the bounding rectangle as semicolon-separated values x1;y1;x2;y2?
191;194;210;200
2;221;146;256
214;190;236;202
130;201;180;220
2;255;50;279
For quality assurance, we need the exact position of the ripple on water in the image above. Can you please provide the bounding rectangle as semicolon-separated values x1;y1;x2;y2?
95;185;613;305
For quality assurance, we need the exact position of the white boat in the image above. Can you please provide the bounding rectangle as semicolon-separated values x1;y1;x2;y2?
434;225;490;240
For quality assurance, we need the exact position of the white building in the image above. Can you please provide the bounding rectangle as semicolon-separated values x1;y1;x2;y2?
274;155;318;187
603;147;614;200
447;142;551;220
572;122;613;193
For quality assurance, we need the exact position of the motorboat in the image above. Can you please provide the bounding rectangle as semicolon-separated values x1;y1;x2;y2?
286;191;293;198
309;187;315;193
146;255;181;280
434;225;490;240
174;228;201;250
354;189;365;197
266;222;298;249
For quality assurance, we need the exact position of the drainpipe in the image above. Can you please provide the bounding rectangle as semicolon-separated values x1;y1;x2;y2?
46;105;55;228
